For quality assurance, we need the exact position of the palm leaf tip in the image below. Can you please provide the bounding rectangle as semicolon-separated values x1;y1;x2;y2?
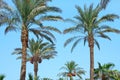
100;0;110;9
48;7;62;13
94;39;100;50
41;16;63;21
4;26;17;34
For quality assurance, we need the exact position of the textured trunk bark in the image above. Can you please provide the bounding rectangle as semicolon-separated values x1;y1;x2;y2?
88;35;94;80
102;74;106;80
33;54;39;79
70;77;73;80
20;25;28;80
34;62;38;79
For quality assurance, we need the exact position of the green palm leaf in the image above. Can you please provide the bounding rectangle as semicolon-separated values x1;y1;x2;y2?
94;39;100;50
58;61;85;79
40;15;63;21
64;36;79;47
0;75;5;80
71;38;82;52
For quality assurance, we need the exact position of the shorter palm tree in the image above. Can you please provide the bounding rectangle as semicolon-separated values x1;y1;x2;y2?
94;62;115;80
58;61;85;80
12;39;57;79
109;70;120;80
0;75;5;80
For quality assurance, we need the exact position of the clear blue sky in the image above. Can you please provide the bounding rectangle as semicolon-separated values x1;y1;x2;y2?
0;0;120;80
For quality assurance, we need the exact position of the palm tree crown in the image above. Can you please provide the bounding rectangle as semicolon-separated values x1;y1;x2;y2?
64;4;120;51
58;61;85;80
94;62;116;80
5;0;62;43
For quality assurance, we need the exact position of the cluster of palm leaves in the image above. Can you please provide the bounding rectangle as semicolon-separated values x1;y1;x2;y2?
58;61;85;80
94;63;120;80
1;0;120;80
0;75;5;80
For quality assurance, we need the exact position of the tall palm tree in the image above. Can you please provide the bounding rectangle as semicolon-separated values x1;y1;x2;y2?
13;39;57;79
4;0;62;80
58;61;85;80
0;75;5;80
63;1;120;80
94;62;116;80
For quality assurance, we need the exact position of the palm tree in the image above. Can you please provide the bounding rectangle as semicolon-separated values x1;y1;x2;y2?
0;75;5;80
4;0;62;80
58;61;85;80
109;70;120;80
94;62;115;80
63;1;120;80
13;39;57;79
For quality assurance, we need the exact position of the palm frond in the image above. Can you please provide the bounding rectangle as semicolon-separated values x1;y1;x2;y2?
46;6;62;13
39;43;49;49
40;15;63;21
28;5;47;20
100;0;110;9
94;39;100;50
12;48;22;55
98;14;119;23
4;25;18;34
43;26;61;34
29;28;40;38
83;36;88;46
16;56;22;60
64;19;78;24
63;27;79;34
41;30;56;41
97;32;111;40
29;28;55;43
42;53;56;59
64;36;79;47
100;27;120;33
75;5;85;22
28;6;62;21
39;32;54;43
71;38;82;52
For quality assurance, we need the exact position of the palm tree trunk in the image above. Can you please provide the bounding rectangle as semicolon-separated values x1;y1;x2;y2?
102;74;106;80
88;35;94;80
20;25;28;80
70;76;73;80
34;62;38;79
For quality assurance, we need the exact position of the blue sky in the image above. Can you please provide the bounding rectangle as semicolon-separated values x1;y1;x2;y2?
0;0;120;80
